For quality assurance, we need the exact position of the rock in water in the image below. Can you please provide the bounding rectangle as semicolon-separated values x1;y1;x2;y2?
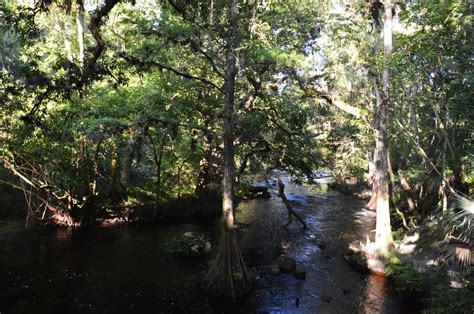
293;267;306;279
171;232;212;257
343;249;370;274
270;260;281;275
275;255;296;274
244;185;272;199
321;295;332;303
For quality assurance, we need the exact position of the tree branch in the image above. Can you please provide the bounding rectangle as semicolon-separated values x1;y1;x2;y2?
288;68;364;119
142;29;225;79
197;47;225;79
166;0;226;48
391;112;456;194
119;52;224;93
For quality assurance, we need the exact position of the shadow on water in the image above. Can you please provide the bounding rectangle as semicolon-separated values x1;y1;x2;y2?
0;222;220;313
0;175;419;313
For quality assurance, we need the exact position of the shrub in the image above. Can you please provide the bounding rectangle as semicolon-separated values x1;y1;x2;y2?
424;286;474;314
385;254;429;298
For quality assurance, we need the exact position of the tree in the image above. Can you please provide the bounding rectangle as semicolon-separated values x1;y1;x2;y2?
206;0;252;298
372;0;394;256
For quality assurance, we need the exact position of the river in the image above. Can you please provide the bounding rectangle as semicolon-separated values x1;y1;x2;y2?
0;175;419;313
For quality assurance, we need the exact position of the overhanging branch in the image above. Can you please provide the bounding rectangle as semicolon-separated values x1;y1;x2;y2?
119;52;224;93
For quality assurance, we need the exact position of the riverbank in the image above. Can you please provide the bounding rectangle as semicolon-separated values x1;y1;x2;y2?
330;180;474;313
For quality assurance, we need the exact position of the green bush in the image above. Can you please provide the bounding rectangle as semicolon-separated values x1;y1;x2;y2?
391;229;405;242
386;254;474;313
424;286;474;314
385;254;429;298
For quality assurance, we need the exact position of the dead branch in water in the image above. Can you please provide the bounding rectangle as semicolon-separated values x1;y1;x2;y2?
277;179;307;229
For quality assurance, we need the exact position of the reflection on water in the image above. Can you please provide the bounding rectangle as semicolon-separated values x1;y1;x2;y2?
362;275;390;313
0;223;219;313
0;175;417;313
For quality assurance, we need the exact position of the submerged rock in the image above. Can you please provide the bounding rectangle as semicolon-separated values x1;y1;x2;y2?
321;295;332;303
270;260;281;275
343;248;370;274
170;232;212;257
242;185;272;199
293;267;306;279
275;255;297;274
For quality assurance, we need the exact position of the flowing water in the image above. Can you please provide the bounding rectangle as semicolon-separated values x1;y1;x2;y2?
0;175;419;313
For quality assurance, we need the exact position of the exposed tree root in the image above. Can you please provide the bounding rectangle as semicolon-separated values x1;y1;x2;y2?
206;227;252;299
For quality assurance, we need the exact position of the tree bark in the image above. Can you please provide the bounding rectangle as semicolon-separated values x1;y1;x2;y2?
206;0;251;298
373;0;394;256
222;0;237;230
367;76;381;210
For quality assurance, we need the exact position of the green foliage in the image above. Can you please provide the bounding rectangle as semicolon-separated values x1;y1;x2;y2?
391;229;405;242
444;194;474;245
232;271;244;281
166;232;212;257
424;286;474;314
437;194;474;271
386;254;430;297
1;0;472;228
386;253;474;312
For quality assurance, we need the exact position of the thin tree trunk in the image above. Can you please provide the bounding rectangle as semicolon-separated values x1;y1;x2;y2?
149;133;166;219
373;0;394;256
442;136;448;212
399;174;417;212
76;1;85;69
392;115;456;194
63;21;73;62
109;147;120;201
56;15;73;62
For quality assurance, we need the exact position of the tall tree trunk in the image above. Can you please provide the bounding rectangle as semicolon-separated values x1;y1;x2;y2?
206;0;251;298
56;15;73;62
373;0;394;257
367;77;381;210
62;21;73;62
222;2;237;229
76;1;85;69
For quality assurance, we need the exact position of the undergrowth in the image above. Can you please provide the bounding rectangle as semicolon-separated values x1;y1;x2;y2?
386;253;474;313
